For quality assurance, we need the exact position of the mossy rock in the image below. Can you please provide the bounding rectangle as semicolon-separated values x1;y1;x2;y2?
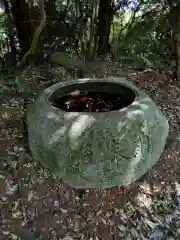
27;77;169;189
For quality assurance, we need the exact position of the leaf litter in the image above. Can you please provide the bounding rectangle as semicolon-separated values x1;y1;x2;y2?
0;64;180;240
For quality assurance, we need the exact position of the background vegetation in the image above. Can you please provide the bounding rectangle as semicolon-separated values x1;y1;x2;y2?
0;0;180;80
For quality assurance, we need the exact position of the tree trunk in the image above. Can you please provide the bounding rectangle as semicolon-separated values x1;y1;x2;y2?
10;0;39;55
10;0;54;56
45;0;56;16
96;0;114;56
175;8;180;81
169;3;180;80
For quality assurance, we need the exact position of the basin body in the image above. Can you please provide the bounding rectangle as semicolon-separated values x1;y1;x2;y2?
27;77;169;189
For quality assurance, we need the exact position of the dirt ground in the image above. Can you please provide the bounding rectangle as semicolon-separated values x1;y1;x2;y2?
0;68;180;240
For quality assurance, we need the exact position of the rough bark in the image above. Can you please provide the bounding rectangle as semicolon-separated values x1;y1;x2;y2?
168;3;180;80
10;0;39;55
9;0;55;56
19;0;46;67
175;7;180;81
45;0;56;16
96;0;114;56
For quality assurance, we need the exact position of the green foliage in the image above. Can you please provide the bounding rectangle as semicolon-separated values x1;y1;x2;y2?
38;0;99;63
0;0;178;75
109;1;176;72
0;12;9;58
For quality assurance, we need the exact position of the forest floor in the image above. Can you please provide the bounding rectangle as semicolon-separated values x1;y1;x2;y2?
0;65;180;240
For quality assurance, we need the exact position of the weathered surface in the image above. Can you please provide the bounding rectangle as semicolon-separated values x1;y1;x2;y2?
27;77;169;189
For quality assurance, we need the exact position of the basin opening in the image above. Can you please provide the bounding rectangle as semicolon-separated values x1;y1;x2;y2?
49;81;136;112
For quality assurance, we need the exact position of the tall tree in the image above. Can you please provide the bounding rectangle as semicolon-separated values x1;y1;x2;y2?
10;0;39;55
96;0;114;56
9;0;54;56
168;1;180;80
